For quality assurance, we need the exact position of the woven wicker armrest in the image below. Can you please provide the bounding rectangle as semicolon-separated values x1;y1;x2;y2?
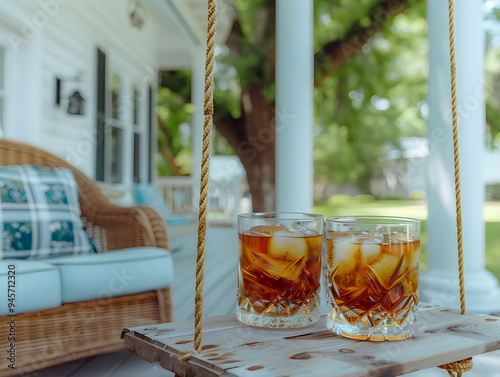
82;203;169;252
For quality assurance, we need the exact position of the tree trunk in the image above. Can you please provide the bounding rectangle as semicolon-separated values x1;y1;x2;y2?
215;83;276;212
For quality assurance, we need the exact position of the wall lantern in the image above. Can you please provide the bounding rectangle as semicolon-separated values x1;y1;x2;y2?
55;72;85;115
128;1;147;30
67;91;85;115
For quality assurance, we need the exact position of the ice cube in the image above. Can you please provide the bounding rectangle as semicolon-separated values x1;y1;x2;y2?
269;232;308;261
371;254;402;286
275;230;307;238
367;224;384;238
303;228;320;237
389;232;412;243
249;225;287;236
306;235;323;259
403;241;420;272
403;268;419;293
328;233;360;275
327;240;334;269
360;237;383;265
275;258;306;280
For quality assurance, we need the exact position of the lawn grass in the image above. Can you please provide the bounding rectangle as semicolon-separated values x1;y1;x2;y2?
313;199;500;280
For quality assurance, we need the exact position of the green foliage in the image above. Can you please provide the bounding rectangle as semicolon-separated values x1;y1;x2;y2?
353;194;375;202
159;0;500;191
213;58;242;120
313;0;428;189
224;0;275;91
314;0;383;49
485;4;500;146
409;190;426;201
157;70;193;176
485;47;500;147
327;194;352;206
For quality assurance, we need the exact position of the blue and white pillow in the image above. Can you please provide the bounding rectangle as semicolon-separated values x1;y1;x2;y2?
0;165;94;259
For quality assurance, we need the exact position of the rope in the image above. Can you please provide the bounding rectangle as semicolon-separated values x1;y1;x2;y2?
447;0;467;318
438;0;472;374
180;0;217;363
438;358;473;377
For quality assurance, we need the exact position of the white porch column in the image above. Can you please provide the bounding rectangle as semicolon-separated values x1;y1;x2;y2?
421;0;500;313
275;0;314;212
191;52;205;211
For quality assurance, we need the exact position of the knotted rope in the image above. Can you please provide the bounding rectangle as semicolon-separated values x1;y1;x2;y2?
438;0;472;375
180;0;216;363
438;358;473;377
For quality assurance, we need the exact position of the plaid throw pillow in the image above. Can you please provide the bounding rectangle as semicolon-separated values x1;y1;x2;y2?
0;165;93;259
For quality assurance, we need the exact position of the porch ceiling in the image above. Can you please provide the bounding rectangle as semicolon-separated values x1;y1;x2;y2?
147;0;234;70
184;0;235;40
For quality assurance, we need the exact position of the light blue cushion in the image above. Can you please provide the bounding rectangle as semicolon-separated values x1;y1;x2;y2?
0;261;62;315
133;184;197;227
0;165;94;259
46;247;173;303
134;184;170;220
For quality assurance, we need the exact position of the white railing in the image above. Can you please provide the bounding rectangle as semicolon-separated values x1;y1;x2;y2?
156;175;247;225
156;176;197;216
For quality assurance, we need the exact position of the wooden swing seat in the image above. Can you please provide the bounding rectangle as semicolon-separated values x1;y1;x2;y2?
122;303;500;377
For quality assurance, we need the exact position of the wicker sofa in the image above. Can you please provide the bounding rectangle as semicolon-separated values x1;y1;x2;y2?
0;139;173;376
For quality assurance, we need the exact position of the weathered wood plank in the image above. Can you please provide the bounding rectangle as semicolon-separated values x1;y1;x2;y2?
123;306;500;377
122;314;244;343
122;304;453;346
224;316;500;377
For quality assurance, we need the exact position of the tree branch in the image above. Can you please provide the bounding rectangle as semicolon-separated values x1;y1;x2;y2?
214;114;245;152
226;18;244;56
157;119;183;176
314;0;413;87
255;7;270;45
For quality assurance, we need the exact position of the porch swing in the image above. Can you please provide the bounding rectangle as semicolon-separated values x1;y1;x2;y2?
122;0;500;376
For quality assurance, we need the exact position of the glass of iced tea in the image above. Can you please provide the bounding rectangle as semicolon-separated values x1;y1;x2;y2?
237;212;323;328
326;216;420;341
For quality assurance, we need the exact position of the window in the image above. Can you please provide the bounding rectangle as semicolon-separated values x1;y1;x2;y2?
95;50;125;184
108;73;124;183
111;74;120;120
96;49;106;181
110;126;123;183
133;87;141;183
95;49;154;185
133;88;139;126
133;132;141;183
148;85;153;182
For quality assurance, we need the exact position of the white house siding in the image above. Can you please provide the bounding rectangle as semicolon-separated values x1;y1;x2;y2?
39;0;160;182
0;2;44;145
0;0;204;188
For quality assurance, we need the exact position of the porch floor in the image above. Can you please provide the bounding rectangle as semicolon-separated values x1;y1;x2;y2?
16;225;500;377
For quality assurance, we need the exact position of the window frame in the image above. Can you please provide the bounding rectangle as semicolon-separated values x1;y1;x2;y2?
95;48;155;186
104;72;126;184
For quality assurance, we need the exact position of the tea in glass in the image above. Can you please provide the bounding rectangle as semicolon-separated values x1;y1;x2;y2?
237;213;323;328
326;216;420;341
